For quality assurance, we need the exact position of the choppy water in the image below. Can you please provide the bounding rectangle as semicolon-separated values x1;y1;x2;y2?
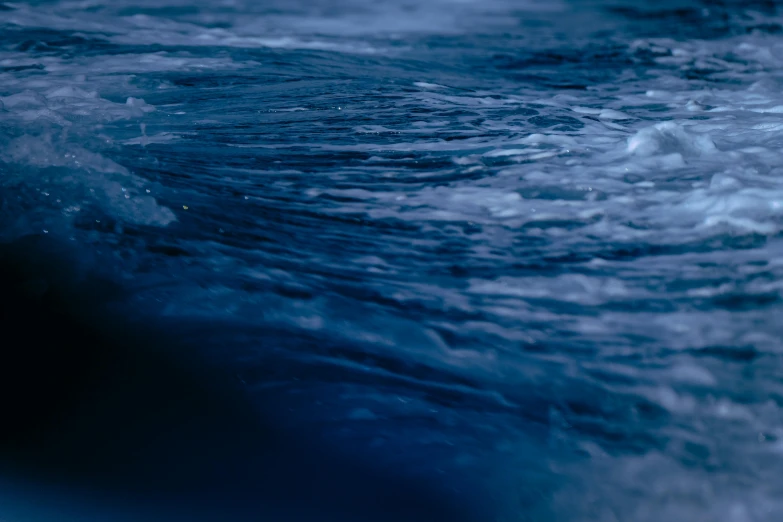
3;1;783;521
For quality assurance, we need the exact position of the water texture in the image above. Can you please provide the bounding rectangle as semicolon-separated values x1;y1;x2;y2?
2;1;783;520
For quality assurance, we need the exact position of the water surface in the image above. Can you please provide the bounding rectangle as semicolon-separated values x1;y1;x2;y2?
2;1;783;520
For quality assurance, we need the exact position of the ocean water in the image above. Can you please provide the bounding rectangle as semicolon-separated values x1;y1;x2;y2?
2;1;783;521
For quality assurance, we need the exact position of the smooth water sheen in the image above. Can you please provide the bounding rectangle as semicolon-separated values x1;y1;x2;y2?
2;1;783;521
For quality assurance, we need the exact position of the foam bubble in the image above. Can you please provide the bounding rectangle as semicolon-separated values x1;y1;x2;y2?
627;122;717;157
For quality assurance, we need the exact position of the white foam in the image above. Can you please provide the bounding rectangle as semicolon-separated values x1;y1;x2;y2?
468;274;629;305
0;135;176;227
0;77;174;230
627;122;716;157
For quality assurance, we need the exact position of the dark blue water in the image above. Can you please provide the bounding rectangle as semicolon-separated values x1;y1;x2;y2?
3;1;783;521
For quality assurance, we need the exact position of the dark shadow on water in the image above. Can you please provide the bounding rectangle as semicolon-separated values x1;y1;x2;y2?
0;234;489;522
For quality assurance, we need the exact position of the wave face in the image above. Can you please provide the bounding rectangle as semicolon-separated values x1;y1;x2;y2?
3;1;783;520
